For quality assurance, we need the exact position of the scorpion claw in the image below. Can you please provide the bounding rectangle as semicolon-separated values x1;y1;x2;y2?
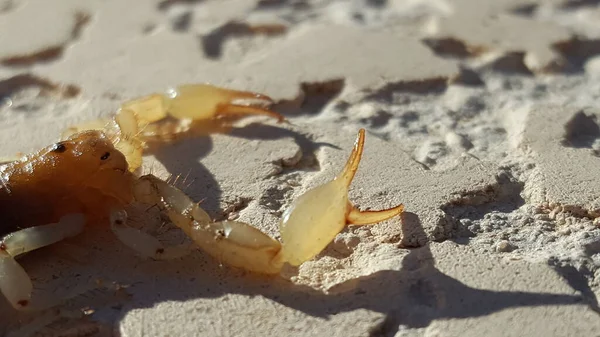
338;128;366;187
346;204;405;225
61;84;285;173
67;84;285;172
278;128;404;266
205;86;274;103
214;103;285;123
340;129;404;225
164;84;283;122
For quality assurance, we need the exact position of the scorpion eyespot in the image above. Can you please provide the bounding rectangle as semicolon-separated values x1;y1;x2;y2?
51;143;67;153
100;152;111;160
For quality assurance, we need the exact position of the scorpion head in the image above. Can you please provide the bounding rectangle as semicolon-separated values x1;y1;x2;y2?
48;130;134;204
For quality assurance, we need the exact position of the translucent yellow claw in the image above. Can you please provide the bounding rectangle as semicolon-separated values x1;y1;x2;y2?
278;129;405;266
121;84;283;124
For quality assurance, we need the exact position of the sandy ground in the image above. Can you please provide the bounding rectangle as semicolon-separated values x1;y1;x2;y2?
1;0;600;336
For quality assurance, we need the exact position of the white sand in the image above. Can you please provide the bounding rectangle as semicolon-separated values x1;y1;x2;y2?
2;0;600;336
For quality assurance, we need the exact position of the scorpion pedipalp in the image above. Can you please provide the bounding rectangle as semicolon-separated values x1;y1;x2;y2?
123;129;404;274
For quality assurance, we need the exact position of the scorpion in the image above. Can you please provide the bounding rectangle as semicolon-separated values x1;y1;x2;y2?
0;84;404;311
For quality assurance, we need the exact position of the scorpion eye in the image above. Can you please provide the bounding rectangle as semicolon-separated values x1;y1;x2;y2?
100;152;111;160
51;143;67;153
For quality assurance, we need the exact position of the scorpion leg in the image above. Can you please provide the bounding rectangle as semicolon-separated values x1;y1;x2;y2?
0;214;85;310
278;129;404;266
109;208;195;260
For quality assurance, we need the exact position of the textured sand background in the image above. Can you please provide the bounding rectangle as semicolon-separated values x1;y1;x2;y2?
2;0;600;336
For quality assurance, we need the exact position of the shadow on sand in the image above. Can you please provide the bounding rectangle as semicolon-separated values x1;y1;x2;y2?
106;210;584;336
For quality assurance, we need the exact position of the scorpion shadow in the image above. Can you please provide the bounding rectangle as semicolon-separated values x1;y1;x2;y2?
0;126;587;336
259;213;586;330
111;212;584;335
150;134;221;215
148;122;338;218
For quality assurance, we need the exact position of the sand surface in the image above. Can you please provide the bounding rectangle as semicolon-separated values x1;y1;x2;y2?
1;0;600;336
